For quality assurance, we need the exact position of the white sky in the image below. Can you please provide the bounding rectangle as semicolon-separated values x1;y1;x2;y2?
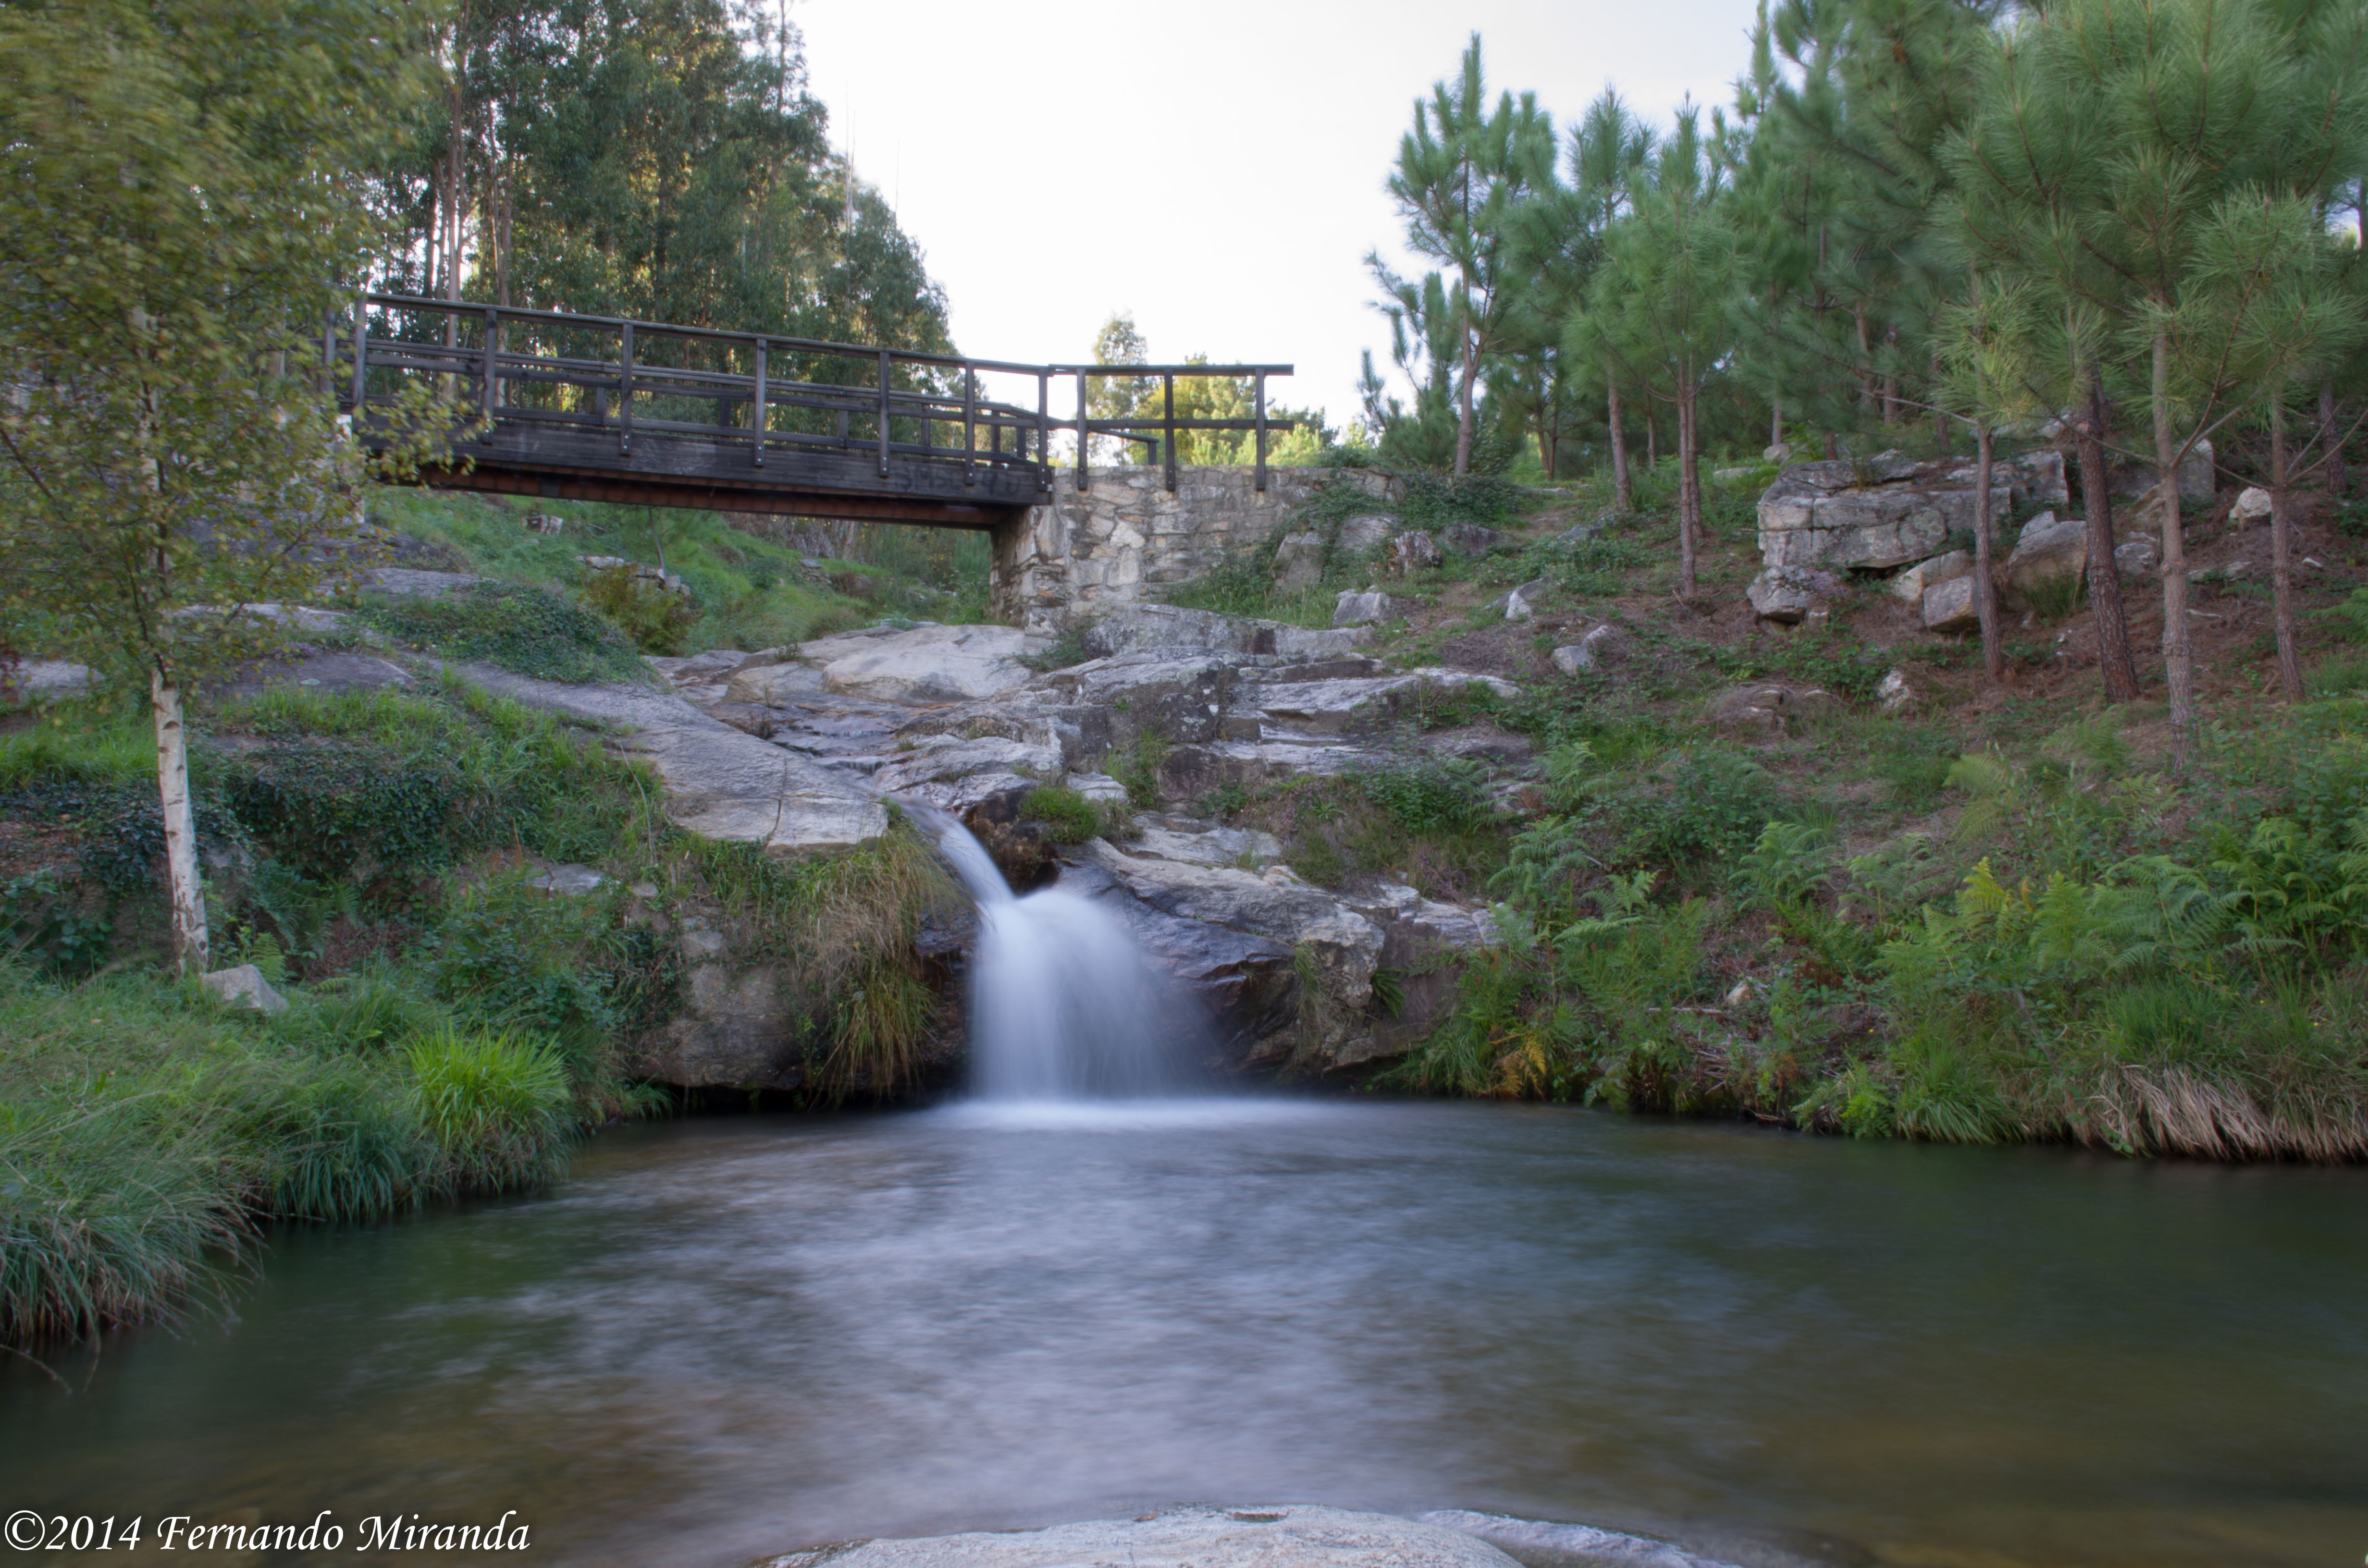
793;0;1764;431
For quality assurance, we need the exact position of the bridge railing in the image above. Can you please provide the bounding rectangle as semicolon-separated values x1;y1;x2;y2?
328;294;1295;497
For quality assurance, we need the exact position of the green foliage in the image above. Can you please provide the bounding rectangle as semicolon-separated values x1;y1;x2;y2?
1614;749;1791;869
1357;759;1496;836
404;1027;578;1192
1019;786;1121;845
356;582;647;685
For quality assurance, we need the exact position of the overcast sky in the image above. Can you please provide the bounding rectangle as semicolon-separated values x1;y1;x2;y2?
793;0;1763;429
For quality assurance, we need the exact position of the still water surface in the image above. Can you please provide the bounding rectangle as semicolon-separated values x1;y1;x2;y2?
4;1101;2363;1567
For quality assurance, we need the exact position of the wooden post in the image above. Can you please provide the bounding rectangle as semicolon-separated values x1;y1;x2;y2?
1254;371;1269;493
1076;368;1090;494
963;363;977;486
481;306;498;439
618;321;634;456
1163;373;1176;492
877;348;891;478
752;338;768;468
1036;370;1050;491
349;293;370;415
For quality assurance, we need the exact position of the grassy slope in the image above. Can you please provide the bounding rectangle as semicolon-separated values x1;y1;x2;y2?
0;674;957;1347
1148;454;2368;1159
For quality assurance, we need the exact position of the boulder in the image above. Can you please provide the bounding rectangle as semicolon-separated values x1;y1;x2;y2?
1922;573;1987;632
1332;589;1404;627
459;666;887;853
7;660;95;701
1550;518;1608;547
1550;624;1619;675
1442;522;1513;556
1066;772;1132;805
1128;818;1285;869
200;964;287;1015
630;934;809;1090
1271;530;1326;591
1890;549;1973;603
1057;863;1299;1072
1385;530;1443;572
1763;441;1796;463
1420;1511;1745;1568
1708;683;1838;735
1746;564;1837;624
1243;669;1518;736
1876;668;1915;714
1057;649;1245;746
2003;511;2089;604
1501;578;1553;621
800;623;1045;703
870;734;1065;814
2110;438;2216;503
1336;513;1398;553
2231;486;2273;524
752;1506;1522;1568
2115;534;2161;577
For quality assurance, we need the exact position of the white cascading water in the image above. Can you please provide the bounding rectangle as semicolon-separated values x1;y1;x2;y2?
912;806;1201;1100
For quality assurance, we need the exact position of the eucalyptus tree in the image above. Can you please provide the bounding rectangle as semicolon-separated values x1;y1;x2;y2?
1373;34;1556;475
1587;109;1739;597
0;0;433;971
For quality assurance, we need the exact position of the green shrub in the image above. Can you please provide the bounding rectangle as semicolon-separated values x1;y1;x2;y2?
1357;759;1494;835
580;566;701;654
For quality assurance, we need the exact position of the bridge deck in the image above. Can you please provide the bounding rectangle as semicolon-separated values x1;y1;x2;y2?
337;294;1292;527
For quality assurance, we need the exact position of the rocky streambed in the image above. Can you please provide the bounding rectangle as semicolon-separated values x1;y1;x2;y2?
623;601;1513;1089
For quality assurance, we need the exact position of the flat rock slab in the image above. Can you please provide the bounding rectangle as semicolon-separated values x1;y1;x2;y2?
1417;1511;1744;1568
458;665;887;854
363;567;487;598
800;623;1047;703
758;1506;1520;1568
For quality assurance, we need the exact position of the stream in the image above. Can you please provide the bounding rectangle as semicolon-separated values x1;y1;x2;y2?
4;1102;2362;1567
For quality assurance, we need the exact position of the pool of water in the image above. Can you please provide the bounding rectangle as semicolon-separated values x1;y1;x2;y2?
5;1101;2363;1566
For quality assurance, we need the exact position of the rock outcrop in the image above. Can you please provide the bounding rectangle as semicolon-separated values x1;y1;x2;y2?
1755;449;2065;570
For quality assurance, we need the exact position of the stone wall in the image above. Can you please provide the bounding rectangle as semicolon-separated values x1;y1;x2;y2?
989;465;1397;633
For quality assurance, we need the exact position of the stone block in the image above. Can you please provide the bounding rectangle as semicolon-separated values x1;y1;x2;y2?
201;964;288;1015
1501;579;1552;621
1923;573;1984;632
2115;534;2160;577
1333;589;1404;627
1337;514;1396;553
1386;531;1442;572
1748;564;1837;624
1891;550;1973;603
2231;486;2272;523
1272;530;1325;591
2003;511;2089;603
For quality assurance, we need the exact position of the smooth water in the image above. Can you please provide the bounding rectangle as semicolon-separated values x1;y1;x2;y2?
5;1103;2362;1567
921;808;1200;1099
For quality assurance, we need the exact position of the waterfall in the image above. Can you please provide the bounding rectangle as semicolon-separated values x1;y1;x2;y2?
912;806;1202;1100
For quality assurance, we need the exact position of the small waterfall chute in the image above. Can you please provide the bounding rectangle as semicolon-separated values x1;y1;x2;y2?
909;804;1203;1101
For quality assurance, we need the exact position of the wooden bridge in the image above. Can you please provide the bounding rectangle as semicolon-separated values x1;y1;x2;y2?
334;294;1294;529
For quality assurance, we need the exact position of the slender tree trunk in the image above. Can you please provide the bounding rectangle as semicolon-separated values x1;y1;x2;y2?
2322;381;2347;499
1931;353;1948;453
1974;422;2003;684
2076;373;2140;702
2152;331;2196;768
1677;381;1698;600
1646;406;1657;470
2271;397;2303;700
152;670;210;974
1608;376;1633;510
1454;320;1476;477
1770;399;1783;453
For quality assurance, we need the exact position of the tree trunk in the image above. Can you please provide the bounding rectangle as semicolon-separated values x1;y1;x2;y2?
2271;398;2303;700
1770;399;1783;453
2077;374;2140;702
1974;422;2003;683
1453;319;1476;477
1608;376;1633;510
2152;331;2195;768
152;670;210;974
1931;353;1948;452
1646;406;1657;470
2322;381;2346;499
1677;381;1698;600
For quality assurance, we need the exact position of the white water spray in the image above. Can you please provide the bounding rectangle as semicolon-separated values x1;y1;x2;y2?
913;807;1201;1100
